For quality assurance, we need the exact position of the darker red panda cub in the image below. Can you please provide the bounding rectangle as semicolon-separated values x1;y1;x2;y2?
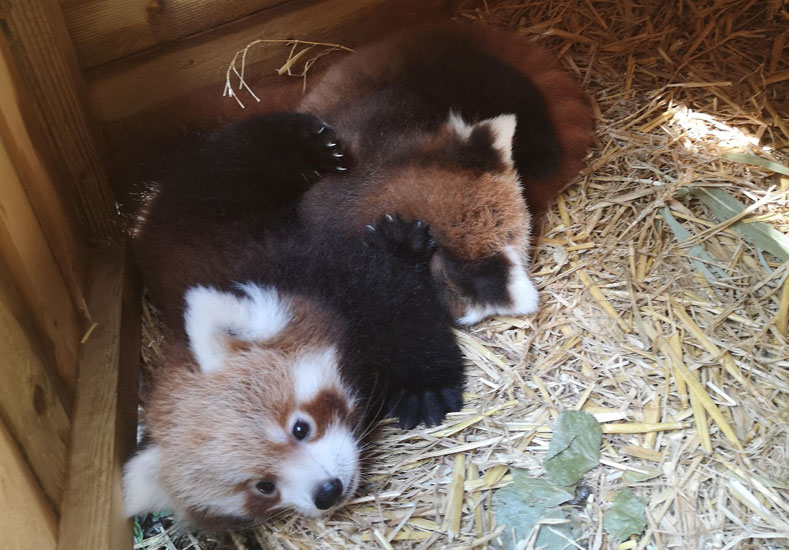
123;113;465;526
297;23;594;324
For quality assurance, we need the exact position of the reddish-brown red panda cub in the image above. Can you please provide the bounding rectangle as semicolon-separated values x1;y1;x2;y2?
298;23;594;324
123;113;465;527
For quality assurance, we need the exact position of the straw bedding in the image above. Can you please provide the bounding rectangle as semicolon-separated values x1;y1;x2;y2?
136;0;789;548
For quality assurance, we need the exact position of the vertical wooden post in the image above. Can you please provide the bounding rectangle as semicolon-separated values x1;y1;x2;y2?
57;245;141;550
0;0;119;242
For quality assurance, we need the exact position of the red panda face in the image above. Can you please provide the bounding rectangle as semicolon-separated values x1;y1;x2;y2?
123;285;361;525
352;113;539;324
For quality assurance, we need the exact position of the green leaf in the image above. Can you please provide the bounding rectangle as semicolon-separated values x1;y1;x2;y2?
133;516;143;544
604;489;648;540
722;152;789;176
661;207;728;281
623;467;662;483
544;411;602;486
690;187;789;261
510;468;576;507
494;485;576;550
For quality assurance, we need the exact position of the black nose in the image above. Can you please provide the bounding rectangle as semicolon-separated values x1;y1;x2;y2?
313;478;343;510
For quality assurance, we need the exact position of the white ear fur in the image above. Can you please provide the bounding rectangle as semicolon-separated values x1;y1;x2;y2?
184;283;292;372
123;445;172;517
446;111;517;166
482;114;517;162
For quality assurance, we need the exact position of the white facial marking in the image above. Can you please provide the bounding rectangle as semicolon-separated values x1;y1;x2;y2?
457;246;539;325
275;422;360;517
184;284;291;372
123;445;172;516
202;493;248;517
292;347;344;403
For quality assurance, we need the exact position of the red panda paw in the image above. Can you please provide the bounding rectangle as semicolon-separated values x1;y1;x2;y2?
363;214;436;261
387;383;464;429
298;118;350;183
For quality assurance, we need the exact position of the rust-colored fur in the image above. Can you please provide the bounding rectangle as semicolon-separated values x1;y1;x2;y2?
299;23;594;216
297;23;594;322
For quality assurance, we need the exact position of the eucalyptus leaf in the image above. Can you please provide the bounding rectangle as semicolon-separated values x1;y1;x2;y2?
661;207;727;281
690;187;789;261
510;468;576;507
722;152;789;176
604;489;648;540
623;467;662;483
544;411;602;486
494;485;576;550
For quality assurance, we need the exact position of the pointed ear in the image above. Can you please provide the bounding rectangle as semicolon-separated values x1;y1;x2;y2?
123;445;172;516
184;284;292;372
478;114;517;164
446;111;517;168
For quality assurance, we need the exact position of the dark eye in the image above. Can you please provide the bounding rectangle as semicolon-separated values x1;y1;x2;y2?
292;420;311;440
255;481;276;495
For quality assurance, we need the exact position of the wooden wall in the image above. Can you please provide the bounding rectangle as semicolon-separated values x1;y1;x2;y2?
60;0;455;189
0;1;139;549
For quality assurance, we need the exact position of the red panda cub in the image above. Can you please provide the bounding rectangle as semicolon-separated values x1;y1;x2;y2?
123;113;465;527
297;23;594;324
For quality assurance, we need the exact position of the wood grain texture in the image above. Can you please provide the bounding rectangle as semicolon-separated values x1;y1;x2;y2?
0;135;81;398
86;0;451;125
57;244;141;550
0;0;119;241
0;259;71;513
0;31;89;334
0;417;58;550
63;0;289;69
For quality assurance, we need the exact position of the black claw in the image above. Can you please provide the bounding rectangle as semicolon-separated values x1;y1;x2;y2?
440;386;463;413
364;214;437;262
386;389;405;416
421;391;446;426
296;117;349;180
396;394;421;430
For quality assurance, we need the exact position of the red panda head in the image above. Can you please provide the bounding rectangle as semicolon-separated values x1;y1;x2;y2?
123;284;361;526
339;112;539;324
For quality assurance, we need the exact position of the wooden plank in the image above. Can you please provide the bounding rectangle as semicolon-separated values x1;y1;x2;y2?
0;136;81;398
0;417;58;550
0;0;119;241
63;0;289;69
0;260;71;513
86;0;451;126
57;244;141;550
0;31;89;335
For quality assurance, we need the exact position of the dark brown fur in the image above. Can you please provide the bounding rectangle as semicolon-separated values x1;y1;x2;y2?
296;23;594;321
299;22;594;216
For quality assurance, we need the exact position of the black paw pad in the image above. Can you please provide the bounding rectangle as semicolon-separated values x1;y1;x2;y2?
386;384;464;429
364;214;436;260
298;118;349;183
